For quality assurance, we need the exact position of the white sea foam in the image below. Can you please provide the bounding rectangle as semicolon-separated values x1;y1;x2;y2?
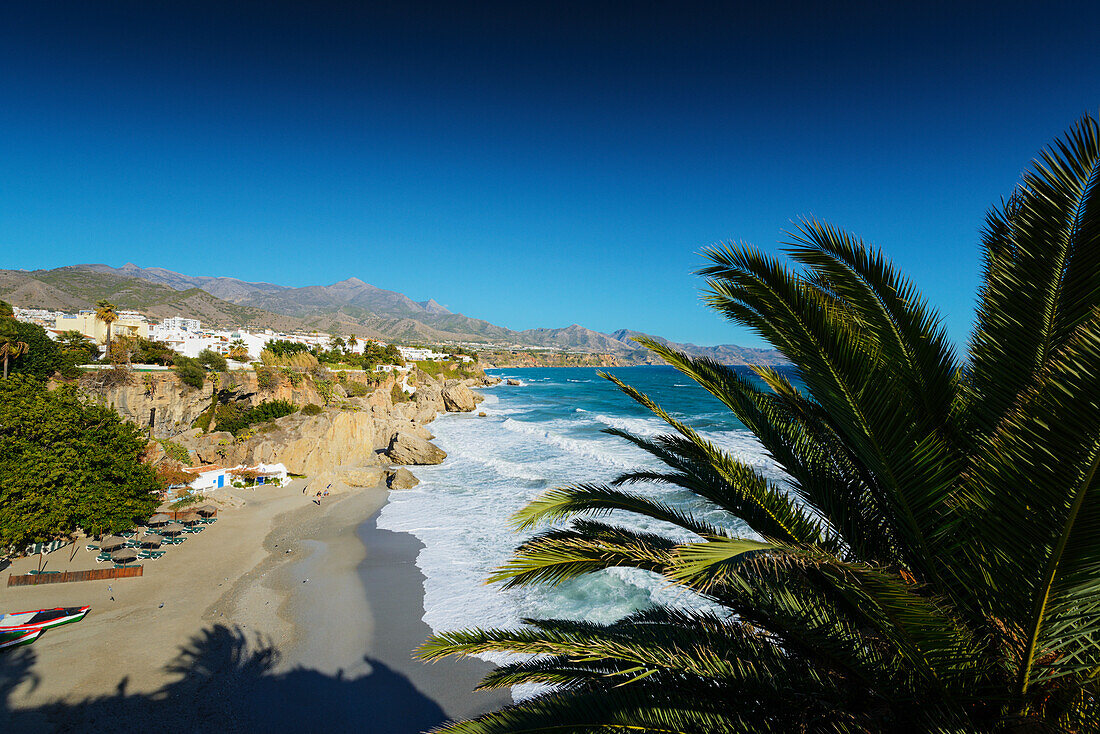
592;413;668;437
376;371;779;700
500;418;637;469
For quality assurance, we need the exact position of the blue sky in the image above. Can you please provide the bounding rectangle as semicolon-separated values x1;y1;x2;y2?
1;2;1098;348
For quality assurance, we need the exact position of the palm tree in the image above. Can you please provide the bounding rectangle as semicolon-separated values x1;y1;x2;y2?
227;338;249;362
420;115;1100;732
0;319;29;379
95;300;117;358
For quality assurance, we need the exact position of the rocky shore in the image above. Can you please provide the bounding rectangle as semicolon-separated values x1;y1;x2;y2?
87;367;500;489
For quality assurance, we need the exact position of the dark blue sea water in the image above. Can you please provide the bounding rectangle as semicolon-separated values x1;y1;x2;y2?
376;366;784;687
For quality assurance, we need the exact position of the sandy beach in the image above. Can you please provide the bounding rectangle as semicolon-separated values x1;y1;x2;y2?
0;478;509;733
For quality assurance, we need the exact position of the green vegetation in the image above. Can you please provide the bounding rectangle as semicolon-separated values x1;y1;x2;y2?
196;348;228;372
156;438;191;464
56;329;99;375
213;399;297;436
390;383;409;403
422;117;1100;731
414;359;482;380
300;403;323;416
0;376;160;547
117;336;177;366
1;319;62;380
0;318;29;379
94;299;117;356
172;355;206;390
255;364;278;391
264;339;310;357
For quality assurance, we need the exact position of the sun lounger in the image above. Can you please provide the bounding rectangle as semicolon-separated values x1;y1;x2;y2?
113;563;140;569
85;544;100;551
28;570;60;575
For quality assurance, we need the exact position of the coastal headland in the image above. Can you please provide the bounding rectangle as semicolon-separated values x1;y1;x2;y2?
0;368;508;732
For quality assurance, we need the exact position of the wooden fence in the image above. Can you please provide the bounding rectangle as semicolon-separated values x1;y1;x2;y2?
7;566;143;587
161;508;217;521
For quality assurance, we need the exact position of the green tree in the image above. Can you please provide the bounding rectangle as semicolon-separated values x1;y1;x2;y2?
0;300;13;318
173;355;206;390
95;299;118;357
0;319;28;379
265;339;309;357
0;376;160;547
227;337;249;361
57;329;98;362
422;116;1100;731
3;320;62;380
196;348;228;372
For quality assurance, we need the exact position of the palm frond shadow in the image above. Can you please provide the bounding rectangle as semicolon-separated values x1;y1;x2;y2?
0;624;449;734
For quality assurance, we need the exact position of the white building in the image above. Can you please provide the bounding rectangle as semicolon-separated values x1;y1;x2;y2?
162;316;201;331
396;346;472;362
184;462;288;492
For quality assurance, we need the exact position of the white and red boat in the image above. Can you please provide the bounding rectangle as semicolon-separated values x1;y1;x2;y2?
0;606;90;649
0;629;43;650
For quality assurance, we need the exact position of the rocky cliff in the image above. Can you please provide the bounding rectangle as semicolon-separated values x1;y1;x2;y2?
83;367;498;487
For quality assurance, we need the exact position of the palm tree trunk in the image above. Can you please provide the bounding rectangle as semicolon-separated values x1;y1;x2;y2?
2;354;8;379
105;323;112;360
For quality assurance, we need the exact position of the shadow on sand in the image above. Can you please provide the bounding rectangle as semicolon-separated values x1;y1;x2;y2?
0;624;451;733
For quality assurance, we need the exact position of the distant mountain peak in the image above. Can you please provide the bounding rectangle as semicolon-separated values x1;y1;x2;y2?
419;298;451;315
337;276;367;286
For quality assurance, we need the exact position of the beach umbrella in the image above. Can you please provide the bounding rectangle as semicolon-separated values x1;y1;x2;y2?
161;523;184;536
140;534;163;548
147;514;170;527
99;536;126;552
110;548;138;563
178;512;200;525
195;505;217;517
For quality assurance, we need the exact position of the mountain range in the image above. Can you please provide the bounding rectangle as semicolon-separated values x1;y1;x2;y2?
0;263;789;366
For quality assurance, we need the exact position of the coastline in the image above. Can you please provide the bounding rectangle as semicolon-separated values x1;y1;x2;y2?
0;476;506;732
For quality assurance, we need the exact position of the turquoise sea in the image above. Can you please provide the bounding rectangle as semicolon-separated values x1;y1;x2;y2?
376;365;788;681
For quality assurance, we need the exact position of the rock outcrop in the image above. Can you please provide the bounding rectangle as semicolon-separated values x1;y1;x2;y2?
506;378;521;386
88;366;494;493
339;466;386;488
386;431;447;465
252;411;382;475
441;381;482;412
386;467;419;489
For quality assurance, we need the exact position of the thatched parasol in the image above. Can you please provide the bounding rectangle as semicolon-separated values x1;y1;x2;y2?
195;505;217;517
147;513;170;527
140;534;163;548
99;535;126;552
161;523;184;536
110;547;138;563
178;512;200;525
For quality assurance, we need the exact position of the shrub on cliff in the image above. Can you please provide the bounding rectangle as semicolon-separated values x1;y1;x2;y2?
255;364;278;391
0;376;160;547
301;403;323;415
197;349;228;372
215;399;298;435
173;355;205;390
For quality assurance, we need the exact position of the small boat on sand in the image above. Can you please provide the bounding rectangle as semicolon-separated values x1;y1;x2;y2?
0;606;90;635
0;629;43;650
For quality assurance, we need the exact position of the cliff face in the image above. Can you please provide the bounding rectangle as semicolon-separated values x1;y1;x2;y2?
86;370;385;439
82;368;499;482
